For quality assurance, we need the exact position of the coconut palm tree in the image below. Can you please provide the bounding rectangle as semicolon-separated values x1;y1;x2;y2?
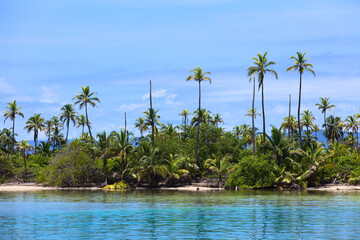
301;110;315;145
51;126;64;150
44;120;53;142
161;123;179;138
212;113;224;127
24;114;45;155
16;140;33;180
204;153;232;187
179;110;191;126
264;126;289;166
110;129;133;180
3;100;24;152
315;97;335;131
143;108;162;139
232;126;241;139
164;154;190;186
191;109;213;126
76;114;88;134
73;86;100;142
344;115;359;151
287;52;315;146
323;115;343;142
248;52;278;146
187;67;211;168
59;104;77;145
134;117;148;137
93;131;114;185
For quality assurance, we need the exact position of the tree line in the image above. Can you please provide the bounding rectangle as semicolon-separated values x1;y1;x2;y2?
1;52;360;189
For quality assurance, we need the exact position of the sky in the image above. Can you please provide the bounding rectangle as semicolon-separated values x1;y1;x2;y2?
0;0;360;140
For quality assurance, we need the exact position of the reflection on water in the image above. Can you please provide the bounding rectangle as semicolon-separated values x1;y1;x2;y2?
1;190;360;239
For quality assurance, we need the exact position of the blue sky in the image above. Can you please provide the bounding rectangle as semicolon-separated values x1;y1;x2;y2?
1;0;360;140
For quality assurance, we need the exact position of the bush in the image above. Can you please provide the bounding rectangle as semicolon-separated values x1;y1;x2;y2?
39;141;101;187
226;154;276;189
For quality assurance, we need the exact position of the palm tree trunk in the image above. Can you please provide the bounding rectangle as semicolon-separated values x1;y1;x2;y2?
324;111;327;133
23;150;27;180
85;103;93;142
298;72;302;147
150;80;155;148
82;125;84;134
252;78;256;153
288;94;291;138
66;119;69;145
12;119;15;153
34;131;38;155
261;83;266;153
196;80;201;168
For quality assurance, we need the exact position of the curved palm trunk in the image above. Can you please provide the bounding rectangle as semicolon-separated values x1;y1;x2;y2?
252;79;256;153
85;103;93;143
261;83;266;153
196;81;201;169
298;72;303;147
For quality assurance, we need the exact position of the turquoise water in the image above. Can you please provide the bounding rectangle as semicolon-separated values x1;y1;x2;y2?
1;190;360;239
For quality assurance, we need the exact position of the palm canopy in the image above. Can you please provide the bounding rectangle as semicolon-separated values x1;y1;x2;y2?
24;113;45;154
60;103;78;144
186;67;211;84
134;117;148;137
143;108;163;134
245;108;261;118
73;86;100;109
316;97;335;114
4;100;24;122
247;52;278;89
286;52;315;76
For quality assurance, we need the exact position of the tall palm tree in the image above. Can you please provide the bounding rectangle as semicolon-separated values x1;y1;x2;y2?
281;115;297;138
3;100;24;151
59;104;77;144
344;115;359;150
315;97;335;132
76;114;88;134
301;110;315;144
16;140;33;180
248;52;278;146
323;115;343;142
187;67;211;168
134;117;148;137
287;52;315;146
73;86;100;142
249;76;257;153
179;110;191;126
24;114;45;155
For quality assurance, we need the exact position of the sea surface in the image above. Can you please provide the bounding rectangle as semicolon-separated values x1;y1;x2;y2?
0;190;360;239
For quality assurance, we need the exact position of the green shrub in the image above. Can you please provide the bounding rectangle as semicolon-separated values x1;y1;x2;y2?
39;141;101;187
226;154;276;189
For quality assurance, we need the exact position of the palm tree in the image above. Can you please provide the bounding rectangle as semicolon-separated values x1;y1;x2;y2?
143;108;162;140
245;108;261;152
179;110;191;126
110;129;133;180
315;97;335;131
344;115;359;151
301;110;315;144
187;67;211;168
287;52;315;146
73;86;100;142
76;114;88;134
44;120;53;142
24;114;45;155
36;141;52;157
212;113;224;127
59;104;77;144
249;76;257;153
51;126;64;150
204;154;232;187
161;123;179;137
248;52;278;146
164;154;190;186
134;117;148;137
16;140;33;180
323;115;343;142
232;126;241;139
3;100;24;151
191;109;213;126
93;131;114;185
264;126;289;166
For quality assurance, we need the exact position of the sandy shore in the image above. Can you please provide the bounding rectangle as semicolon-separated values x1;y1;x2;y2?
307;184;360;192
160;186;224;191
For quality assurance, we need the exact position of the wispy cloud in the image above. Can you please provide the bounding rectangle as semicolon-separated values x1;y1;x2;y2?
142;89;168;100
0;77;13;94
40;85;61;103
116;103;147;112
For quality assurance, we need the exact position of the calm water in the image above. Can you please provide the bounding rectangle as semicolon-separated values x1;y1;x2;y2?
1;190;360;239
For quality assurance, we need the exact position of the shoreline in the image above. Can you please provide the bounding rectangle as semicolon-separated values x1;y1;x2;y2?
1;183;360;192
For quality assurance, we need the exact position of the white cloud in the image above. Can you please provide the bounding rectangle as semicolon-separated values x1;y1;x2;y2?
0;77;13;94
116;103;147;112
40;85;61;103
8;95;33;102
142;89;168;100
